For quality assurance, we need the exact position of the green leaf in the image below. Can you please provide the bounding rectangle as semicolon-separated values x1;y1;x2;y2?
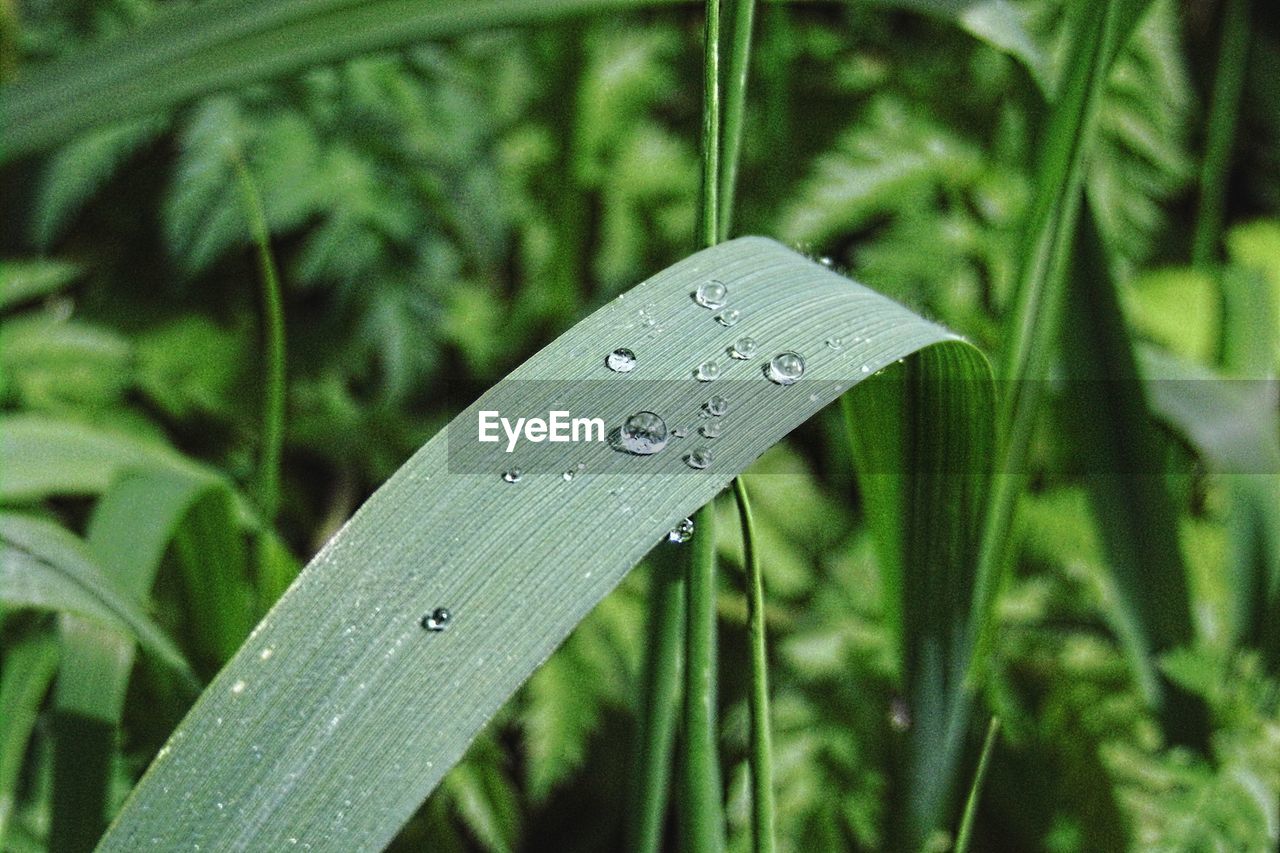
0;0;687;165
0;513;195;687
0;415;215;503
51;468;241;851
98;237;994;850
0;633;60;849
0;259;83;311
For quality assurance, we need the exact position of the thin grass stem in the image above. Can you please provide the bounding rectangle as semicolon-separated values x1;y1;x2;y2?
733;477;775;853
683;502;723;852
1192;0;1250;268
718;0;756;240
954;717;1000;853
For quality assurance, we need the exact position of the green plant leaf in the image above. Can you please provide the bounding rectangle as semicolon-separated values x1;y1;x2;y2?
50;468;229;852
0;0;686;165
98;237;993;850
0;513;195;687
0;259;83;311
0;415;218;503
0;632;60;849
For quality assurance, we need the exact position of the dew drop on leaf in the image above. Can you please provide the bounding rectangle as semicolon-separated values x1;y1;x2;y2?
694;360;720;382
693;280;728;310
421;608;452;632
501;468;523;483
615;411;669;455
699;422;721;439
606;348;637;373
667;517;695;543
729;336;758;359
684;448;712;469
766;351;806;386
715;308;741;327
704;395;729;417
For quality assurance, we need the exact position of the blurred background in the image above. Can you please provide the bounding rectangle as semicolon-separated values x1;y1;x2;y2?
1;0;1279;850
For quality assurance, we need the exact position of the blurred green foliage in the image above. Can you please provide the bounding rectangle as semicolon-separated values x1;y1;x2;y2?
1;0;1278;849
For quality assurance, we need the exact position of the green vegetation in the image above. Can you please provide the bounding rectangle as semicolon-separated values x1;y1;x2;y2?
1;0;1278;850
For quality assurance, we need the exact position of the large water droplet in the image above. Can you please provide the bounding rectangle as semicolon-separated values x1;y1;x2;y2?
421;608;452;631
715;308;741;327
765;351;806;386
694;360;720;382
729;336;758;359
684;448;713;469
704;395;729;417
501;468;523;483
693;280;728;310
606;348;636;373
699;421;721;439
667;518;695;543
616;411;669;455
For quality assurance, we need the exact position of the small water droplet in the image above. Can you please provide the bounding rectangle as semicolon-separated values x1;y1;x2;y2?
230;680;246;695
889;697;911;732
259;648;273;661
826;336;844;351
699;422;721;439
562;462;586;482
616;411;669;455
422;608;452;631
693;280;728;310
715;308;741;327
729;336;758;359
704;395;729;417
667;518;695;543
765;351;806;386
694;360;720;382
501;468;523;484
861;364;870;374
606;348;637;373
684;448;713;469
819;256;834;267
671;426;688;438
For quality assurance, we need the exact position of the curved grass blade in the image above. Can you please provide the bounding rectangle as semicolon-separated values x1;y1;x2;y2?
51;468;230;852
953;716;999;853
0;415;218;503
98;237;993;851
0;632;60;848
0;0;686;164
0;514;196;688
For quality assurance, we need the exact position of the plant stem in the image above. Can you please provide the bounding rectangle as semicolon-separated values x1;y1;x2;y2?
1192;0;1250;268
231;155;286;526
733;478;775;853
683;503;723;853
718;0;757;240
630;554;686;853
698;0;722;249
954;717;1000;853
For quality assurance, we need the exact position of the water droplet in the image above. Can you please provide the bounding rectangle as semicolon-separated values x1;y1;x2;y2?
259;648;273;661
693;280;728;310
765;351;806;386
826;336;844;351
606;348;636;373
671;426;688;438
704;395;729;417
729;336;758;359
861;364;870;374
667;518;695;543
715;308;741;327
562;462;586;482
616;411;669;455
819;256;834;267
684;448;713;469
699;421;721;439
694;360;720;382
501;468;523;483
422;608;452;631
889;697;911;732
230;680;246;695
